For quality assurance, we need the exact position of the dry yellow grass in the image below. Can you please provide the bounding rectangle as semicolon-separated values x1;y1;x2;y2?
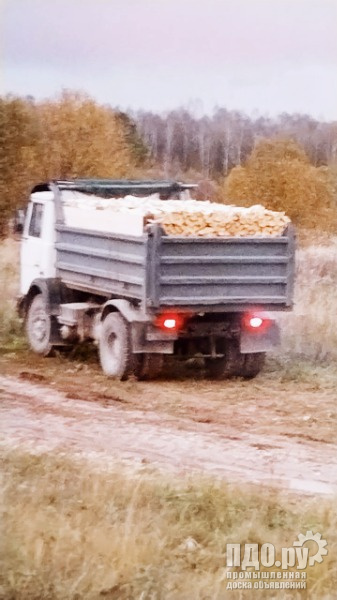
0;238;21;348
1;449;336;600
277;235;337;361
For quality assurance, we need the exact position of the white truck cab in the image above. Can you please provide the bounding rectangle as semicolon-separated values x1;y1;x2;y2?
20;192;56;295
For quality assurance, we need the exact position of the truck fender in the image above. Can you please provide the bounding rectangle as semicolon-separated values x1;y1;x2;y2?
100;300;174;355
20;278;64;317
101;299;148;323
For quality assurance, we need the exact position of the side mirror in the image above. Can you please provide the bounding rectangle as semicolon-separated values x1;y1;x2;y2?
13;209;25;234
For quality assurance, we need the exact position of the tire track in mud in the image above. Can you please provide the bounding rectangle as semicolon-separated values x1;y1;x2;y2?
0;375;336;496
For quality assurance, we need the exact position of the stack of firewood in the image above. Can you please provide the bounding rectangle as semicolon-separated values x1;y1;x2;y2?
146;203;290;237
63;192;290;237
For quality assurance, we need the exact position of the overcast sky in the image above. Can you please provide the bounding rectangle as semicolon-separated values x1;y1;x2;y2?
2;0;337;120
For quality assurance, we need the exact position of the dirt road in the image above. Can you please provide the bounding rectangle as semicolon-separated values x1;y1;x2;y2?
1;372;336;496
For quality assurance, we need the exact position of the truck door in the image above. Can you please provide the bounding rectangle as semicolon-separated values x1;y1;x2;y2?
20;198;56;295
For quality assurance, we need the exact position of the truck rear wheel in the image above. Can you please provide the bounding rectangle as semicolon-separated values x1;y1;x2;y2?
99;312;133;380
26;294;54;356
204;341;243;380
135;353;164;380
239;352;265;379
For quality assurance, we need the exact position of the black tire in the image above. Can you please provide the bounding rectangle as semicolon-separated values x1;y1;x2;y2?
240;352;266;379
99;312;133;380
25;294;54;356
135;353;164;381
205;341;243;380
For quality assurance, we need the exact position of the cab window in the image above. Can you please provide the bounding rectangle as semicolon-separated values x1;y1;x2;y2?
28;203;44;238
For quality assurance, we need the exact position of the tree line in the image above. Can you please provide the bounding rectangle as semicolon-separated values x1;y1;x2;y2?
133;107;337;178
0;91;336;237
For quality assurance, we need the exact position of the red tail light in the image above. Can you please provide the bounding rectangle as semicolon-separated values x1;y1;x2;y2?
242;313;271;332
155;313;185;332
249;316;263;328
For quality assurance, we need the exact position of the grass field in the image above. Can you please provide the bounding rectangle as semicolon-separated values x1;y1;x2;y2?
1;449;336;600
277;235;337;362
0;238;21;349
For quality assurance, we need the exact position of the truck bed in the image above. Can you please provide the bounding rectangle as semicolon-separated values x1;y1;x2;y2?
55;224;295;312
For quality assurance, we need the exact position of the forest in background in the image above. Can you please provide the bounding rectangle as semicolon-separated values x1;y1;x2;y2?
134;106;337;177
0;91;336;237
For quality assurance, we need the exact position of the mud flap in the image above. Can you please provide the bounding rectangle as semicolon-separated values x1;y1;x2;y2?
240;319;280;354
131;322;175;354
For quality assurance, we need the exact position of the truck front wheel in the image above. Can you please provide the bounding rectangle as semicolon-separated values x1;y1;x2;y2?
99;312;133;380
26;294;53;356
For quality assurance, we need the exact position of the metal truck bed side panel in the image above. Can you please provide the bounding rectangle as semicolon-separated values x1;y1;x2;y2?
55;226;147;299
55;224;295;310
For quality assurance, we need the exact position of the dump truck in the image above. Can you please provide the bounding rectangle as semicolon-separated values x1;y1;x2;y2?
17;179;295;380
